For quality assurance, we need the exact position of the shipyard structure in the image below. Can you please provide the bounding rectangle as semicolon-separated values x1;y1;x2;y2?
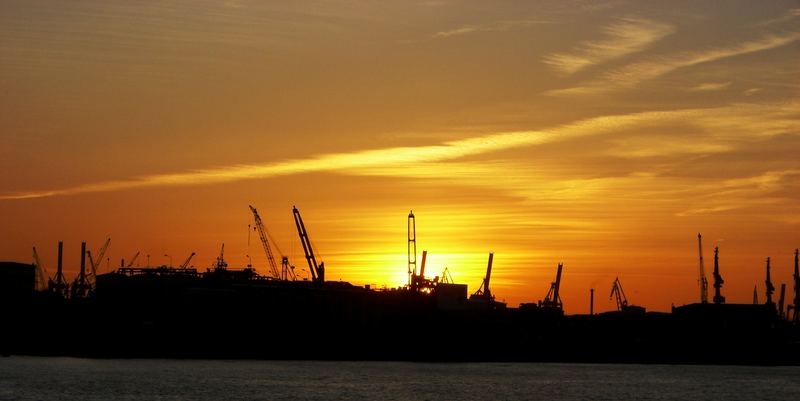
1;207;799;364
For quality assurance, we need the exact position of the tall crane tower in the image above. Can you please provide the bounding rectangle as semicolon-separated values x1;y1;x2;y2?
48;241;69;297
408;210;417;289
712;246;725;304
697;233;709;304
293;206;324;284
765;257;775;306
791;249;799;323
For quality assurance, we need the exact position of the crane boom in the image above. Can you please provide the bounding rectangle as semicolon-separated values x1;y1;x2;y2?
697;233;709;304
180;252;196;269
610;277;629;311
293;206;324;284
712;246;725;304
32;247;48;291
249;205;281;279
126;251;140;268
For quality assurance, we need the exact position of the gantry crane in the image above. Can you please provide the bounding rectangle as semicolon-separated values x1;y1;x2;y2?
540;263;563;310
48;241;69;297
249;205;295;280
697;233;709;304
470;253;494;301
293;206;324;284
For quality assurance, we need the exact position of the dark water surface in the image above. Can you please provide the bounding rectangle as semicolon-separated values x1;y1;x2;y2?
1;357;798;400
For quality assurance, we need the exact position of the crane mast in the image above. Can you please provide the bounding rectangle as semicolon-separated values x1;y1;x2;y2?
712;246;725;304
249;205;281;279
765;257;775;306
697;233;708;304
49;241;69;297
408;210;417;289
293;206;324;284
792;249;799;323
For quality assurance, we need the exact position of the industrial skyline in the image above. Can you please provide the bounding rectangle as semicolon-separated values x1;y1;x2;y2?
1;1;799;313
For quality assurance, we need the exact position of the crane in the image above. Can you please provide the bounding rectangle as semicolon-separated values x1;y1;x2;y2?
540;263;563;309
791;249;799;323
697;233;709;304
214;243;228;270
126;251;140;268
48;241;69;297
408;210;417;289
712;246;725;304
293;206;324;284
765;257;775;306
249;205;289;280
179;252;196;269
32;247;49;291
470;253;494;301
610;277;629;311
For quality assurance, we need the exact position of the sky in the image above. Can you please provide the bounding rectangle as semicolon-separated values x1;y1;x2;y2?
1;0;798;313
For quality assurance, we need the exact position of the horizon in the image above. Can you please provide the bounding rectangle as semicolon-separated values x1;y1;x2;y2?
1;0;799;314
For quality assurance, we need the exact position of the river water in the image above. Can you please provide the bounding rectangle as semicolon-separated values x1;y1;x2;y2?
1;357;798;400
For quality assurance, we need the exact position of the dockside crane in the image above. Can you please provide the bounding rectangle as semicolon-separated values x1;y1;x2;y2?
249;205;295;280
32;247;49;291
408;210;417;289
791;249;799;323
539;263;563;310
697;233;709;304
293;206;324;284
214;243;228;270
712;246;725;304
71;242;90;298
48;241;69;297
765;257;775;307
470;253;494;301
179;252;196;269
610;277;628;311
86;237;111;287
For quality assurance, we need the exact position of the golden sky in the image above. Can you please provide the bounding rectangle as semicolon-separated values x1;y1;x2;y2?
1;0;798;313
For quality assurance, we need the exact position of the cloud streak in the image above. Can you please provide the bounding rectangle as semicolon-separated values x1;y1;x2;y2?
546;31;800;95
2;102;797;201
433;20;548;38
544;17;674;75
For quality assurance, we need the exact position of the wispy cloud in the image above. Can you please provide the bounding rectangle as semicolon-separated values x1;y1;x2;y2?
433;20;548;38
544;17;674;75
4;101;796;201
546;31;800;95
687;81;731;91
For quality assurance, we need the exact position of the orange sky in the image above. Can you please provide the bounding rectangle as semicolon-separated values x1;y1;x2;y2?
1;1;798;313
